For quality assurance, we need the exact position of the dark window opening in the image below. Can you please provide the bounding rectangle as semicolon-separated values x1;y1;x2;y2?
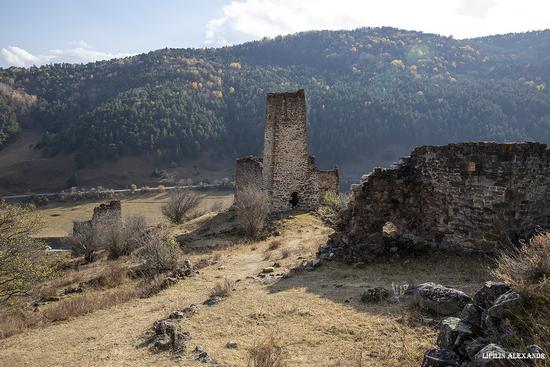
289;192;299;208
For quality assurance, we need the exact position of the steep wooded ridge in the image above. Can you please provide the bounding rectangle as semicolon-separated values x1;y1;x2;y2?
0;27;549;171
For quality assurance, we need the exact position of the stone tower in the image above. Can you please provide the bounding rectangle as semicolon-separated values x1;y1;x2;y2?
234;89;339;213
262;89;319;211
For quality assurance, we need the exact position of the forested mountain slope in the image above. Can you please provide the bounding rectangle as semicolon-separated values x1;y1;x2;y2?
1;27;549;184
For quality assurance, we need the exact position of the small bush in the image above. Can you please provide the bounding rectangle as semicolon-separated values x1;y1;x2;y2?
247;336;288;367
210;278;235;298
161;189;201;224
107;215;147;259
235;185;270;239
135;226;181;274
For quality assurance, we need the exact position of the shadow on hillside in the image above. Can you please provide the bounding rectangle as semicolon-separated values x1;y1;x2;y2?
267;252;494;315
176;209;242;253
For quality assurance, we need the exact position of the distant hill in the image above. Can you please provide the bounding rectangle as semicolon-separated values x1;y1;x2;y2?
1;27;549;190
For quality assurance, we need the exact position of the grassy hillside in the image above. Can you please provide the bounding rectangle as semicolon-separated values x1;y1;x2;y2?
0;27;549;190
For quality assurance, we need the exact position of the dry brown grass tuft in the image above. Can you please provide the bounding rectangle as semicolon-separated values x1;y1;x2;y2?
43;286;138;322
280;248;291;259
267;240;282;251
493;231;550;352
247;336;288;367
0;312;43;339
493;232;550;303
210;278;235;298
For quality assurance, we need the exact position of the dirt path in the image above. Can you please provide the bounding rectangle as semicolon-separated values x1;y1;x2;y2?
0;213;491;367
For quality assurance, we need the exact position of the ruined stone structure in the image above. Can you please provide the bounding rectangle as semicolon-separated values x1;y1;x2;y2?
235;89;339;212
73;200;122;234
323;142;550;260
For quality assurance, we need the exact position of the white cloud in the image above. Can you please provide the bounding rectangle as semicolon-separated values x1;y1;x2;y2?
206;0;550;45
1;41;134;67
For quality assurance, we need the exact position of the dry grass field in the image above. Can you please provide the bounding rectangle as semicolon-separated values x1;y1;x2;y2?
0;206;495;367
35;191;234;238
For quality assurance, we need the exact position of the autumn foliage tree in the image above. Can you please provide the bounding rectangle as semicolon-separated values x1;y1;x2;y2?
0;202;54;305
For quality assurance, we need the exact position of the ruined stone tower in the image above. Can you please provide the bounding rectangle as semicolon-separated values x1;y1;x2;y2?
235;89;339;213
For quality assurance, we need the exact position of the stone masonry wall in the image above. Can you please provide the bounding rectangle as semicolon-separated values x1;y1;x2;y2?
324;142;550;260
73;200;122;235
262;89;320;211
234;156;263;203
234;89;339;213
316;167;340;202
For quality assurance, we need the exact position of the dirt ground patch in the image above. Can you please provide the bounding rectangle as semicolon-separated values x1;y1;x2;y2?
0;212;493;366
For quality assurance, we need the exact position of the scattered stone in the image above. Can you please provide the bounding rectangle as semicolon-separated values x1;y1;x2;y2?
227;340;237;349
463;338;488;359
473;344;506;367
406;282;471;315
194;345;204;353
203;296;222;306
63;286;83;295
487;291;522;319
169;311;184;319
360;287;391;303
173;260;193;278
387;295;400;304
421;348;460;367
473;281;511;309
262;267;275;273
197;351;210;363
182;304;200;314
143;319;191;354
272;262;281;268
459;303;483;328
273;230;281;236
437;317;474;350
527;345;544;355
218;265;225;270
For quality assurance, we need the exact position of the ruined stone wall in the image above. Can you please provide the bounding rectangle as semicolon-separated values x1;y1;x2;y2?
73;200;122;235
316;167;340;202
326;142;550;259
262;90;319;211
234;156;263;203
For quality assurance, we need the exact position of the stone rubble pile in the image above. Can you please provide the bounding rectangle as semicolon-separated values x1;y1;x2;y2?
421;281;545;367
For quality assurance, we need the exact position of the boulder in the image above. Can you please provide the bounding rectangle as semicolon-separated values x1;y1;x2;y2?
262;267;275;273
182;304;200;314
473;343;507;366
487;291;522;319
406;283;472;315
463;337;488;359
421;348;460;367
227;340;238;349
203;296;222;306
361;287;391;303
169;310;185;319
437;317;474;350
459;303;483;328
473;281;510;309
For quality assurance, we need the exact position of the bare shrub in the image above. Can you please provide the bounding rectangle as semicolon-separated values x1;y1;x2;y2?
235;185;270;239
493;232;550;303
247;336;288;367
161;189;201;224
107;215;147;259
0;202;54;305
210;278;235;298
135;226;181;274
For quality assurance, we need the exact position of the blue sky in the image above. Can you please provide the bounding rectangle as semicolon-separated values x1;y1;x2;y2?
1;0;549;67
